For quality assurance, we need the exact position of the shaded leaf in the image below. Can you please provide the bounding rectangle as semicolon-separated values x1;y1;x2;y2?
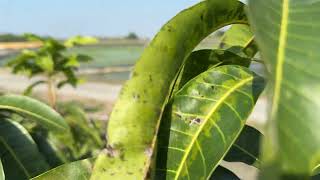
156;65;265;179
0;94;69;132
220;24;257;58
31;130;66;168
224;125;262;167
0;118;50;180
32;159;93;180
178;49;251;89
210;166;240;180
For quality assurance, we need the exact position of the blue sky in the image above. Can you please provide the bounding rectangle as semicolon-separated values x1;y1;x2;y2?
0;0;200;38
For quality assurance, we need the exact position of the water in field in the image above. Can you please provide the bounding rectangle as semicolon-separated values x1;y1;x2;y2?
68;45;144;68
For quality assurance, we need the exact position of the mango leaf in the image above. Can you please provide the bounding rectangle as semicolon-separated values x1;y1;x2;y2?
31;131;67;168
0;159;4;180
0;118;50;180
32;159;93;180
220;24;257;58
92;0;249;179
225;125;262;167
248;0;320;177
0;95;69;133
177;49;251;90
156;65;265;179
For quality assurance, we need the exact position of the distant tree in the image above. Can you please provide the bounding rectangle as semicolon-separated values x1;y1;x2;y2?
0;34;28;42
6;33;98;108
126;32;139;40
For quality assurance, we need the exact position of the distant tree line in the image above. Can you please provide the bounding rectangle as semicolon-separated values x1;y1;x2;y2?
0;33;29;42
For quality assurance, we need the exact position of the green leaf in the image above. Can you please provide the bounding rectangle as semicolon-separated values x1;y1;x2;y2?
0;159;4;180
210;166;240;180
0;118;50;180
31;159;93;180
92;0;249;179
23;33;45;42
177;49;251;90
156;65;265;179
64;36;98;47
35;55;54;72
0;95;69;133
31;131;66;168
248;0;320;177
23;80;47;96
224;125;262;167
220;24;257;58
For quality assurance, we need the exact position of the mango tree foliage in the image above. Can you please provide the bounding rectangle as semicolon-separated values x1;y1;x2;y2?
92;0;249;179
248;0;320;178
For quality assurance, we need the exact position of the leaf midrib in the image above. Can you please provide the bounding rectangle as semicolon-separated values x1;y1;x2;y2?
271;0;289;118
174;76;254;179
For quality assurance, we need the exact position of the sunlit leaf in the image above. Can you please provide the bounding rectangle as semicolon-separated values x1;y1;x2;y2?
156;65;265;179
92;0;250;178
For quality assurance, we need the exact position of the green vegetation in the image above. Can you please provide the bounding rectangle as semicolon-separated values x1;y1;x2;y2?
0;0;319;179
126;32;139;40
0;34;29;42
6;34;98;107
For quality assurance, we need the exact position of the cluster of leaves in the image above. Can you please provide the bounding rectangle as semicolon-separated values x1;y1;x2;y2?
0;95;105;180
6;34;98;94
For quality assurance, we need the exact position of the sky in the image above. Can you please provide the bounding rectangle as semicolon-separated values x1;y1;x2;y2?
0;0;201;38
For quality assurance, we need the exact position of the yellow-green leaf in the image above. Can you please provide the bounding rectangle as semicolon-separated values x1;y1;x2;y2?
156;65;264;179
248;0;320;177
